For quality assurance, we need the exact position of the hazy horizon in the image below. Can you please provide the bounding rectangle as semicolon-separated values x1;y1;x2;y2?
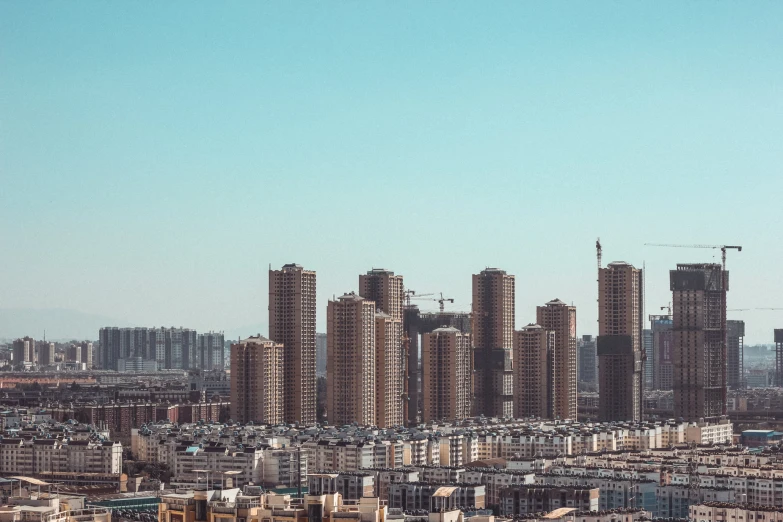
2;2;782;345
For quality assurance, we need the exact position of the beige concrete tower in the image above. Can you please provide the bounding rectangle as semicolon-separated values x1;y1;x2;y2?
514;324;556;419
230;335;284;424
537;299;577;420
670;263;728;421
327;292;376;426
472;268;515;417
360;268;404;321
597;262;643;421
375;312;404;427
360;268;405;427
269;263;317;425
421;327;472;422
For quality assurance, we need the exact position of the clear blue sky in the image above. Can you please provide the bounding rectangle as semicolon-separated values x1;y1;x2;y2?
1;2;782;343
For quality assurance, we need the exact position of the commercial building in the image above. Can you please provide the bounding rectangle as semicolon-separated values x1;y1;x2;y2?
514;324;555;419
727;320;745;389
670;263;728;420
578;335;597;386
537;299;578;420
421;327;472;422
472;268;515;418
269;263;317;425
327;292;376;426
230;335;284;424
597;262;643;422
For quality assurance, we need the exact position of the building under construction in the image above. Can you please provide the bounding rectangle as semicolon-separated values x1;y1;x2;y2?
726;320;745;389
670;263;728;421
403;306;471;424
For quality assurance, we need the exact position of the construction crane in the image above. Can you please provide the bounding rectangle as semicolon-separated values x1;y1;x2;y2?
403;290;434;308
661;303;672;315
596;238;602;271
437;292;454;313
644;243;742;271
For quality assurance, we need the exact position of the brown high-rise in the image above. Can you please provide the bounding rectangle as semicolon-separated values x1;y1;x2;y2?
360;269;404;321
327;293;376;426
269;263;317;425
375;312;404;427
597;262;643;422
670;263;728;421
12;337;35;365
230;335;284;424
360;269;405;427
537;299;577;420
472;268;515;418
514;324;555;419
421;327;472;422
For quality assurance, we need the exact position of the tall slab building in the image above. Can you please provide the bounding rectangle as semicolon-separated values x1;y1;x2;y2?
269;263;317;425
327;292;376;426
514;324;556;419
421;327;472;422
537;299;578;420
727;320;745;389
230;335;283;424
360;269;405;427
597;262;643;422
650;315;674;391
472;268;515;418
670;263;728;421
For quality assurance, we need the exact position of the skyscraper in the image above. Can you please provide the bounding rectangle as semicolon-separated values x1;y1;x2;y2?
327;292;376;426
316;333;327;378
597;262;643;422
375;312;404;428
514;324;555;419
537;299;577;420
230;335;283;424
472;268;515;418
80;341;93;368
421;327;472;422
727;320;745;389
577;335;597;386
642;329;654;389
670;263;728;421
269;263;317;425
360;268;405;426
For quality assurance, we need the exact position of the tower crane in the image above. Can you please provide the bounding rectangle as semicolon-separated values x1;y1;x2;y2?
403;290;434;308
644;243;742;271
437;293;454;313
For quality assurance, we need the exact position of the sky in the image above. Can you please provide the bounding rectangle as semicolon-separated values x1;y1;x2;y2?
1;2;782;343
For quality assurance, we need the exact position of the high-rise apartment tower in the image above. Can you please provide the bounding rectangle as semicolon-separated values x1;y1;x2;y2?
269;263;317;425
421;327;472;422
670;263;728;421
230;335;284;424
514;324;556;419
472;268;515;417
597;262;643;422
327;292;376;426
537;299;577;420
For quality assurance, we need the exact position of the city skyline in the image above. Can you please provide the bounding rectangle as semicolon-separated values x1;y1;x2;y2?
2;2;782;344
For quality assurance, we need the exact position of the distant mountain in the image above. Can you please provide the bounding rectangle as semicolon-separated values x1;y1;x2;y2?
0;308;133;342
